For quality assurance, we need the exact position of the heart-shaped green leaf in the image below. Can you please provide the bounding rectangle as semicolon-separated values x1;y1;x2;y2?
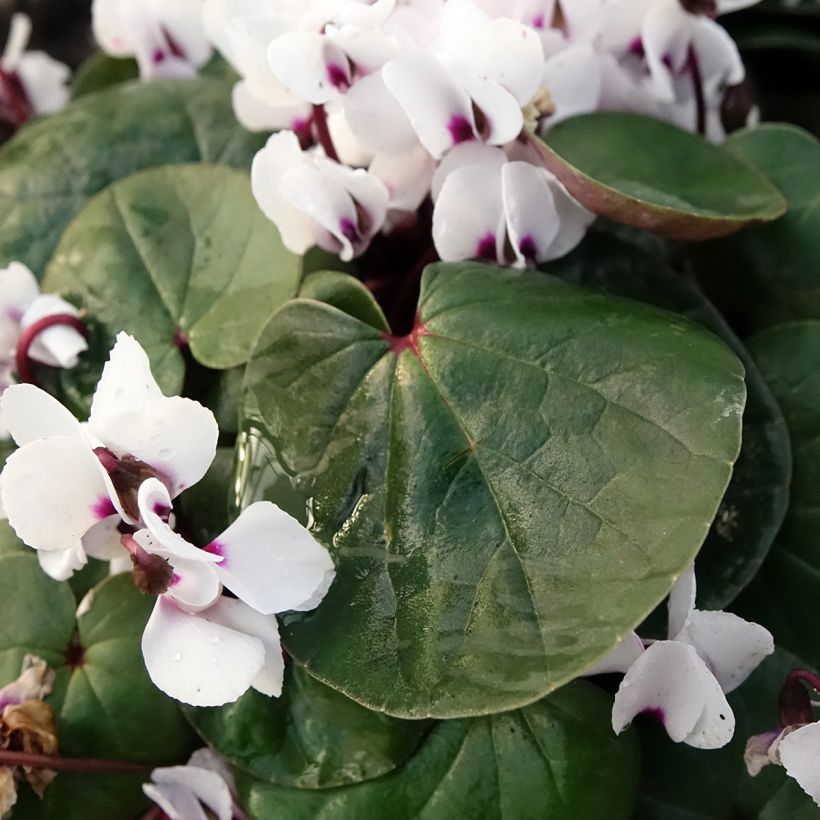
70;53;139;99
43;163;300;394
240;681;639;819
0;78;265;273
735;321;820;670
243;263;745;718
535;114;786;240
186;664;431;789
696;125;820;331
549;228;791;609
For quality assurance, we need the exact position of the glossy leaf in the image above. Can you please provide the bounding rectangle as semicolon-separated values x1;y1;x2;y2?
735;322;820;671
636;648;818;819
0;78;265;273
535;114;786;240
697;125;820;332
243;263;745;718
70;53;139;99
44;164;300;393
241;681;639;820
549;230;791;609
186;664;431;789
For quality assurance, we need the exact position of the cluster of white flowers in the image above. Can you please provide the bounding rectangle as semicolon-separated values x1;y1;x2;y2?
0;333;335;707
90;0;758;267
587;565;774;749
0;14;70;133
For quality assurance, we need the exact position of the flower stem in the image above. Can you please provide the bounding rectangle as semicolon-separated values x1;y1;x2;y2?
687;45;706;137
0;749;152;774
14;313;88;385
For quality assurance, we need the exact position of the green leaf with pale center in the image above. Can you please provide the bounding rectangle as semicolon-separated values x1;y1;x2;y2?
242;263;745;718
536;114;786;240
185;664;431;789
0;78;265;273
240;682;639;820
43;164;300;394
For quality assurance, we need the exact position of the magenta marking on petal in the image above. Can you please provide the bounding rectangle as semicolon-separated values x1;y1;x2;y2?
5;306;22;322
153;49;167;64
476;233;498;260
532;13;545;28
339;218;361;243
204;541;226;564
93;497;117;521
628;37;645;57
327;63;350;91
170;573;182;587
518;235;538;262
643;707;666;724
448;115;475;146
153;501;172;519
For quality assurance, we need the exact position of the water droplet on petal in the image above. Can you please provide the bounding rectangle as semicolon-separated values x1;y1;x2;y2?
171;652;182;662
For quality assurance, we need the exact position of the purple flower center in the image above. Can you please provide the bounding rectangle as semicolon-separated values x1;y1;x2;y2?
518;235;538;262
327;63;350;91
448;115;475;146
476;233;498;261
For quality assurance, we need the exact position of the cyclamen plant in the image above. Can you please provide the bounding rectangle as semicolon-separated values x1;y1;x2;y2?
0;0;819;817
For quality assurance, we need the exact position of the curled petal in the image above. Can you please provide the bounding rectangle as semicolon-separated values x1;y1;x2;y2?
432;162;505;263
612;640;734;749
37;541;88;582
268;31;351;105
777;723;820;807
453;67;525;146
149;764;233;820
677;610;774;694
143;782;209;820
667;564;697;639
205;597;285;697
1;437;110;552
382;51;476;159
208;501;336;615
0;262;38;356
141;597;266;707
20;295;87;369
642;0;695;102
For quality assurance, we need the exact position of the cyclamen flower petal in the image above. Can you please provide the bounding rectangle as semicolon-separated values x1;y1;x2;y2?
206;501;336;615
252;131;388;261
37;541;88;582
92;0;213;79
89;333;218;497
584;631;644;676
777;723;820;807
142;596;268;707
612;639;735;749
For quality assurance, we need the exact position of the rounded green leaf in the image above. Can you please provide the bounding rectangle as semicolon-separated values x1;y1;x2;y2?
735;321;820;669
243;263;745;718
70;53;139;99
535;114;786;240
697;125;820;331
186;664;431;789
43;163;300;393
549;229;791;609
241;681;639;819
0;78;265;273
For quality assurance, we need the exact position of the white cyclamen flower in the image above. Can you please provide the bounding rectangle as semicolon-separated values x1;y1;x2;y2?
0;14;70;127
132;477;335;706
431;142;593;266
92;0;213;79
252;130;389;261
0;262;87;440
592;565;774;749
144;747;245;820
0;332;217;580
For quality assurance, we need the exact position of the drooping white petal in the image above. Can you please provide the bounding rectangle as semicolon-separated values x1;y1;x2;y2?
91;0;133;57
0;383;84;447
382;51;476;159
598;0;657;53
540;174;595;261
142;597;266;707
153;0;214;69
583;632;644;676
452;67;525;146
0;261;38;356
232;81;312;133
612;640;734;749
150;763;233;820
1;13;32;72
143;782;209;820
432;162;505;263
667;564;697;639
716;0;761;12
15;52;71;115
502;161;560;267
326;104;375;167
207;502;335;615
330;25;400;74
642;0;696;102
251;132;318;256
269;31;351;105
90;334;218;496
343;72;418;154
777;723;820;807
19;294;87;369
542;44;602;126
1;437;112;552
370;143;436;220
691;17;745;96
430;142;506;201
204;597;285;697
83;515;128;564
677;610;774;694
37;541;88;581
